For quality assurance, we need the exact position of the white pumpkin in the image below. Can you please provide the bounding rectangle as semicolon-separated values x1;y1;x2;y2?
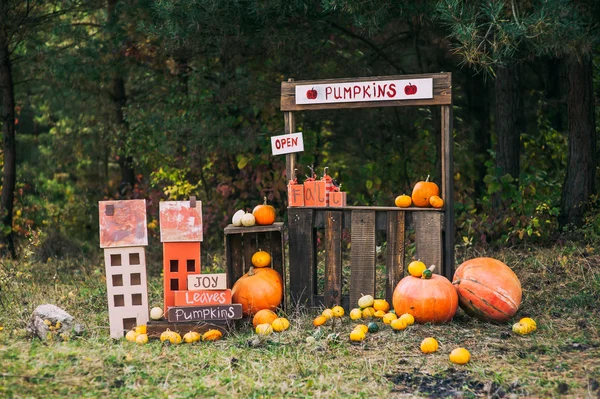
150;307;163;320
231;209;245;227
241;212;256;227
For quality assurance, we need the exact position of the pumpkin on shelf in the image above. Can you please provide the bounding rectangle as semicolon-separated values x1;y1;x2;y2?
232;266;283;317
453;257;522;323
394;194;412;208
251;250;271;268
411;175;439;207
253;197;276;225
392;265;458;324
429;195;444;208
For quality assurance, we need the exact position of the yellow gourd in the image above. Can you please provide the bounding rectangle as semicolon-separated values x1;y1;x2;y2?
332;306;345;317
512;321;536;335
251;250;271;268
322;309;334;319
390;318;408;331
349;308;362;320
407;260;427;277
125;330;139;342
382;313;398;325
350;329;366;342
374;310;386;319
183;331;201;343
361;307;376;318
202;329;223;341
357;295;374;309
160;329;182;344
135;334;148;345
271;317;290;332
135;325;147;335
354;324;369;334
313;315;327;327
449;347;470;364
420;337;439;353
399;313;415;326
256;323;274;336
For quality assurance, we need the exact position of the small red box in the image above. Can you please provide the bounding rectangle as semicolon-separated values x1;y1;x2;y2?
304;181;327;207
330;191;347;207
288;184;304;207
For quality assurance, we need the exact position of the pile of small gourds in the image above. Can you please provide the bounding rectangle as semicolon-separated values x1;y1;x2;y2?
395;175;444;209
252;309;290;336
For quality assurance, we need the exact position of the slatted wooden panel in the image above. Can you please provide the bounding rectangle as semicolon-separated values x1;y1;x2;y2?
226;234;244;286
281;73;452;111
413;211;443;273
324;210;342;308
385;211;405;302
288;208;316;307
349;210;377;308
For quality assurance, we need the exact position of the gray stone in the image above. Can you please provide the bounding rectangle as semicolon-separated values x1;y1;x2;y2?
27;304;75;340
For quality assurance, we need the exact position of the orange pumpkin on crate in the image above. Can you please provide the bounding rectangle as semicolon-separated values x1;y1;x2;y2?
392;265;458;324
453;257;522;323
232;266;283;316
252;197;276;225
411;175;439;207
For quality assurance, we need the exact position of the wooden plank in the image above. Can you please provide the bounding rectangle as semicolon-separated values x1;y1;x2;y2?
167;304;243;322
281;73;452;111
413;212;443;273
292;206;444;212
349;211;377;309
243;233;255;274
284;109;296;184
441;104;455;279
324;210;342;307
173;290;232;306
146;320;230;338
385;211;405;303
288;208;315;308
270;231;284;278
224;222;284;236
187;273;228;291
226;234;244;288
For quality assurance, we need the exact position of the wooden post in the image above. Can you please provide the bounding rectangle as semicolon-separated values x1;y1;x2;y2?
385;211;405;303
349;210;376;308
324;210;342;307
441;104;454;278
284;79;296;185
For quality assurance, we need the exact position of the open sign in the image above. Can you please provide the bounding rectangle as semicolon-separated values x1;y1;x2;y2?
271;132;304;155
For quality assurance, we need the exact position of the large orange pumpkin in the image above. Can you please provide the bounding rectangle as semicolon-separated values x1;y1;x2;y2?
232;266;282;316
411;175;439;207
392;273;458;324
252;197;276;225
453;257;521;323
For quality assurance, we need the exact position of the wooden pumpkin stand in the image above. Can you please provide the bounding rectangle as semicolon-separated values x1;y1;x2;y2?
281;73;455;310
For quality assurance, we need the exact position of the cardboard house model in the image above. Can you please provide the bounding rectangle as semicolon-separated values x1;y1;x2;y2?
159;198;203;314
99;200;149;338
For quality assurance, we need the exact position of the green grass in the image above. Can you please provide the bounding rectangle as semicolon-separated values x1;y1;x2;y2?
1;243;600;398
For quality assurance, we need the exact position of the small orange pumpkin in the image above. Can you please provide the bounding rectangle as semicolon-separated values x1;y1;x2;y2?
429;195;444;208
251;250;271;268
252;309;278;328
232;266;283;316
411;175;439;207
252;197;276;225
394;194;412;208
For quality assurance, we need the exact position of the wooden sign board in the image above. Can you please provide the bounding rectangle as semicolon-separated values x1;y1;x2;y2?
167;304;243;322
271;132;304;155
295;78;432;105
187;273;227;291
99;200;148;248
173;289;232;306
159;200;203;242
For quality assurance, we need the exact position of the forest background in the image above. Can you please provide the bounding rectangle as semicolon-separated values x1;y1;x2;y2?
1;0;599;263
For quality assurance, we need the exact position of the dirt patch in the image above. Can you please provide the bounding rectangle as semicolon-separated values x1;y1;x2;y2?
386;368;523;398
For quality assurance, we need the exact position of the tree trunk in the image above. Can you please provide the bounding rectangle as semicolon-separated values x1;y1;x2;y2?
467;74;491;198
108;0;135;198
0;31;17;258
493;64;522;207
559;55;597;227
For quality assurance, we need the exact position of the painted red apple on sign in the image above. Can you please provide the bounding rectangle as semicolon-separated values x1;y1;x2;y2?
306;87;317;100
404;83;417;95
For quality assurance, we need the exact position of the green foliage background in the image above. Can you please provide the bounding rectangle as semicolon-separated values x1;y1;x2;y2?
3;0;600;261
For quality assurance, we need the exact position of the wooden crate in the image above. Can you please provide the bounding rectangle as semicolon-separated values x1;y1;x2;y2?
288;206;446;310
224;222;286;307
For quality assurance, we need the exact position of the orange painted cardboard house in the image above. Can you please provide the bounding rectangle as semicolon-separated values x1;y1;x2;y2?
159;199;203;313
